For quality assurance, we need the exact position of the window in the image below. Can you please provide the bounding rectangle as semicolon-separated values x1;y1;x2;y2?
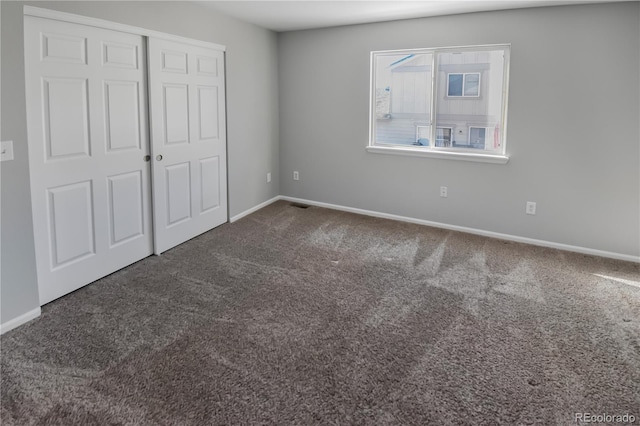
368;44;510;163
436;127;452;147
447;73;480;97
416;125;430;146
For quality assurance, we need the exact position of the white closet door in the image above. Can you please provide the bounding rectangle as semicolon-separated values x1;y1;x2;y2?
25;16;153;304
148;38;227;254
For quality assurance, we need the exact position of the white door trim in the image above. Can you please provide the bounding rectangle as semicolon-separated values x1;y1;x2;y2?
24;5;226;52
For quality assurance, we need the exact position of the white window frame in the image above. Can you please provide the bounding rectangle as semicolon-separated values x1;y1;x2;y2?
367;44;510;164
447;73;481;97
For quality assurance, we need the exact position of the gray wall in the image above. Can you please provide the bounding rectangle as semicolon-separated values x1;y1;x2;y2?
1;1;279;325
278;2;640;257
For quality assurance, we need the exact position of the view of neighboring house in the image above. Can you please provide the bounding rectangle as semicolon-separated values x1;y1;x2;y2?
374;49;506;153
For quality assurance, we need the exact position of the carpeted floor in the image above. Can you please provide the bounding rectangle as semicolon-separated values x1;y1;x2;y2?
1;200;639;425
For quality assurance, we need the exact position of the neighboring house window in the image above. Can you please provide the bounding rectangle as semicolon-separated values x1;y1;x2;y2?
415;125;430;146
368;44;510;163
468;127;488;149
436;127;453;147
447;73;480;97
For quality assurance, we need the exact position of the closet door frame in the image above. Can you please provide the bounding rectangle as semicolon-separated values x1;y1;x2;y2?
23;6;228;304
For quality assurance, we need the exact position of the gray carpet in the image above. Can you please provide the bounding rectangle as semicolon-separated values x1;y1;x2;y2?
1;200;639;425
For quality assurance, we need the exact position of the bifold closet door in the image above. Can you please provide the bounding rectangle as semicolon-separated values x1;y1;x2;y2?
148;38;228;254
25;16;153;304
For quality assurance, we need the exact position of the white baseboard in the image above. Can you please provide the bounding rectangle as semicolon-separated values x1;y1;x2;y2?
0;307;41;335
230;196;281;223
0;197;634;337
279;196;640;263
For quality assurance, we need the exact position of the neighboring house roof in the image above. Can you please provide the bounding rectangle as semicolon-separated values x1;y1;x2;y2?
389;54;415;67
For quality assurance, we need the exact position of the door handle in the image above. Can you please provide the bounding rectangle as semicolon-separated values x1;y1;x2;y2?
143;155;151;162
156;154;163;161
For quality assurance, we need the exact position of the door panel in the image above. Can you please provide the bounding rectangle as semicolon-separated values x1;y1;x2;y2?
163;84;190;144
149;38;227;254
104;81;141;151
165;163;192;226
200;157;220;212
25;16;153;304
161;50;188;73
102;42;139;68
108;171;145;245
42;33;87;64
196;55;217;76
48;181;95;267
197;86;218;140
43;78;90;159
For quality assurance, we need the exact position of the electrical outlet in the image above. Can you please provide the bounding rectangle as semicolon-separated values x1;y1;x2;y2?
266;172;271;183
293;171;299;181
526;201;537;215
440;186;448;198
1;141;14;162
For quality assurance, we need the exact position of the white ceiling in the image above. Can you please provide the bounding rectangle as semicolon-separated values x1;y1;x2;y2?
199;0;628;32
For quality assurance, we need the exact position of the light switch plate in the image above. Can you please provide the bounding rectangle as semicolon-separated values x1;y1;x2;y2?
1;141;14;162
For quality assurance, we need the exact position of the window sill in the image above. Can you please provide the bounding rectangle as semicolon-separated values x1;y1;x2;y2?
366;145;509;164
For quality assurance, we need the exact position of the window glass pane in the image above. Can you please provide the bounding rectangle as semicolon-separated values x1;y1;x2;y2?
464;73;480;96
436;49;506;153
373;52;432;146
447;74;463;96
469;127;486;149
435;127;452;147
